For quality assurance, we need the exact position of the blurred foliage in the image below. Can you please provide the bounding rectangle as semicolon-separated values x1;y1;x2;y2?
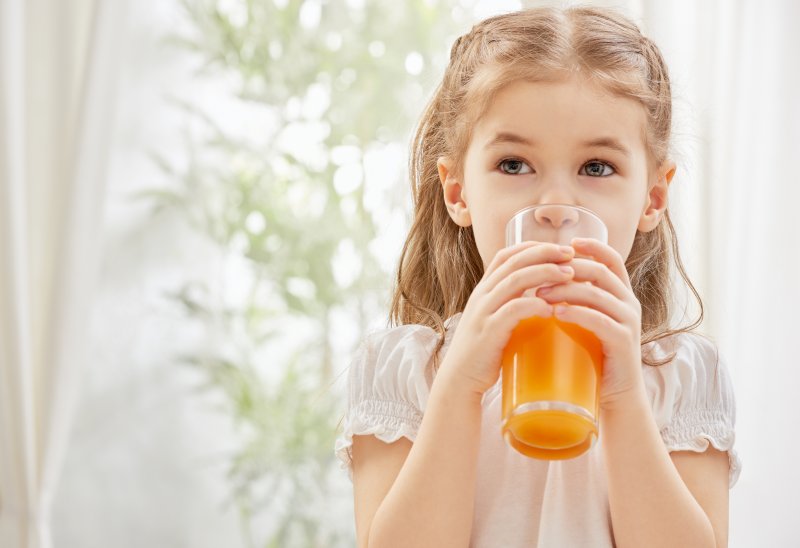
135;0;468;546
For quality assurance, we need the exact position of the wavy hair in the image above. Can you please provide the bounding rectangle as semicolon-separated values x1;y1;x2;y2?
389;6;705;368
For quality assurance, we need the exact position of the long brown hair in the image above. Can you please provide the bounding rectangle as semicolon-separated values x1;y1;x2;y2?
390;6;705;368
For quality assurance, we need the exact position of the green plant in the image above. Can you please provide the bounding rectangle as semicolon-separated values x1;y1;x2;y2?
136;0;466;545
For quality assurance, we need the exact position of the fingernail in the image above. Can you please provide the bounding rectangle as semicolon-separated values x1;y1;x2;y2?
559;245;573;254
538;286;553;295
558;265;573;274
555;305;568;315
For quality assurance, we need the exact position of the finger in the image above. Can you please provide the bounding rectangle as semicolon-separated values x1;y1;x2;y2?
571;238;632;290
487;262;575;313
483;241;540;280
490;295;554;335
536;281;634;325
562;257;630;303
553;303;629;345
483;242;574;293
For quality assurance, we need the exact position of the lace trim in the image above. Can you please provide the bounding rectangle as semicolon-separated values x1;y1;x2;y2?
661;408;742;488
334;399;422;481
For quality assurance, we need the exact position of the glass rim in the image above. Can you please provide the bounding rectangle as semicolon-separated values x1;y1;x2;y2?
506;203;604;228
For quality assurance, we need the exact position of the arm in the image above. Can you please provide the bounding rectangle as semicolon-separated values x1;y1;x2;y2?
532;238;730;546
601;388;730;548
352;365;483;548
351;241;577;546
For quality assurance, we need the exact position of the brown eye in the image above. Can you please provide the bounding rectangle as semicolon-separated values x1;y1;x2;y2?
499;158;532;175
582;161;615;177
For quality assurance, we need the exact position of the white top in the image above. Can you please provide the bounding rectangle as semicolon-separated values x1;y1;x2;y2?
335;312;741;547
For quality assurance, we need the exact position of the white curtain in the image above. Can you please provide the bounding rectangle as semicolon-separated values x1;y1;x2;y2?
633;1;799;545
0;0;796;546
0;0;127;546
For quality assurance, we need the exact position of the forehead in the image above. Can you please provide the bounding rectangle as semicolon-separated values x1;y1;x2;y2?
471;77;647;152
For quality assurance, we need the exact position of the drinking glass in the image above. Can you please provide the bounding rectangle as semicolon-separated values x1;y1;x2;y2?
501;204;608;460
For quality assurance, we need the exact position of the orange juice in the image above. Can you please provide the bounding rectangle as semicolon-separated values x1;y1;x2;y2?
501;315;604;460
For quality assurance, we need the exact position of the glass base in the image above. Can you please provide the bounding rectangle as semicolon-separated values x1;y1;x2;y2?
502;401;598;460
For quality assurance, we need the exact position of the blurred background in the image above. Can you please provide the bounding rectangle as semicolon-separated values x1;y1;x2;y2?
0;0;797;547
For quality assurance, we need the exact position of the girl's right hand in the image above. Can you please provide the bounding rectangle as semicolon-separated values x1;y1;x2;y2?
437;241;576;396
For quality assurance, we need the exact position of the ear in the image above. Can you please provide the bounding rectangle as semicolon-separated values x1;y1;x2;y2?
438;156;472;227
638;160;676;232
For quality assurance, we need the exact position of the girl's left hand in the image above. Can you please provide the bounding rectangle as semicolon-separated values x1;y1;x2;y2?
535;237;645;411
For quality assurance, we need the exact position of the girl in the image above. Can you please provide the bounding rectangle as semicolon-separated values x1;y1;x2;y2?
335;6;740;547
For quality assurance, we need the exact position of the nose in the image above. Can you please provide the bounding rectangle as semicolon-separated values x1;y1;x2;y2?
533;204;580;229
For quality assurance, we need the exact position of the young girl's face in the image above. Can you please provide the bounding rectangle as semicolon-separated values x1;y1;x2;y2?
439;75;674;270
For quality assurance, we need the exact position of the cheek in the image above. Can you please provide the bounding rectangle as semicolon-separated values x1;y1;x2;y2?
597;188;649;261
606;216;640;263
613;233;636;264
469;208;511;270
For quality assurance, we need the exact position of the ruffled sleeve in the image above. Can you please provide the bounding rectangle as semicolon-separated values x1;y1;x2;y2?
642;332;742;487
334;323;442;480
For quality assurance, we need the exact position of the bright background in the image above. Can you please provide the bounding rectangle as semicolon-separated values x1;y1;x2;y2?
1;0;797;547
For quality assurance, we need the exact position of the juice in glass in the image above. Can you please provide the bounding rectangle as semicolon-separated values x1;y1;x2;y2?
500;314;604;460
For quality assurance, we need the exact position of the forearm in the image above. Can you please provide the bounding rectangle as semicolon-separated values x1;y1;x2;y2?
368;365;482;548
601;387;716;548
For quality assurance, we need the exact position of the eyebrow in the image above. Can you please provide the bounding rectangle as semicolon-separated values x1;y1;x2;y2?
484;131;631;157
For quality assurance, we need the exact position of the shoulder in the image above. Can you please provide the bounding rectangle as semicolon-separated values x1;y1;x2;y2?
341;317;462;428
349;322;442;389
349;313;462;383
364;322;443;363
642;331;733;413
335;317;457;479
642;331;741;487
